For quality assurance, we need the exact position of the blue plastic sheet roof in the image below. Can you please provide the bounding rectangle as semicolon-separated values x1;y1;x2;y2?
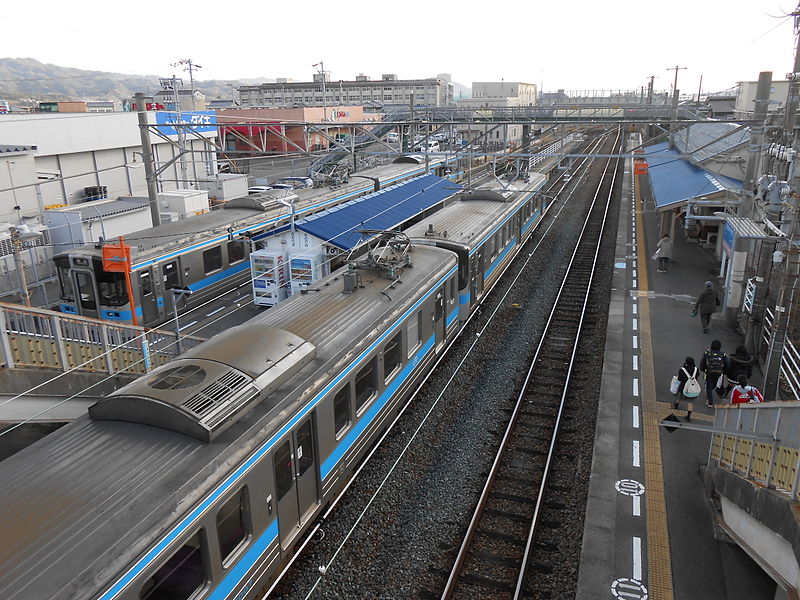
644;143;742;209
293;173;461;249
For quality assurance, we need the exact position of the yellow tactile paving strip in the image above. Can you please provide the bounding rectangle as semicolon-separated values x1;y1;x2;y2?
634;175;675;600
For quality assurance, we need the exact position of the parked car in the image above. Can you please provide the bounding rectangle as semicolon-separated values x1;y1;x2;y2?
247;186;273;195
414;140;440;153
273;177;314;189
386;132;399;143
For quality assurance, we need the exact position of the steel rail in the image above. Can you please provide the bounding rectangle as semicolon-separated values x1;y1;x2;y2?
266;134;606;597
440;128;622;599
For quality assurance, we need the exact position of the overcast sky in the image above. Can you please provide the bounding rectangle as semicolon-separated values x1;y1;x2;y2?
2;0;797;94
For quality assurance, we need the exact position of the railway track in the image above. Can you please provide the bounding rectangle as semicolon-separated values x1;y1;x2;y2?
438;129;622;600
269;130;621;600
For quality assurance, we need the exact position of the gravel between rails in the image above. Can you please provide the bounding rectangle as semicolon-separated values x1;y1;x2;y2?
271;138;621;600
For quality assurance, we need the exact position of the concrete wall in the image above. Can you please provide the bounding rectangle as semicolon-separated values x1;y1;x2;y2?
0;112;219;215
0;152;40;222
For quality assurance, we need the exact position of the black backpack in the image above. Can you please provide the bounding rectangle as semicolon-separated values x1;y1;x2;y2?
705;350;725;374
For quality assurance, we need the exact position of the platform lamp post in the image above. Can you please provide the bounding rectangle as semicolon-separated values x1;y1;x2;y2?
170;287;193;355
9;225;41;307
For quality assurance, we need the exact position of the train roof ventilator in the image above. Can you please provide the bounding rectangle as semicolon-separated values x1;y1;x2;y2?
90;326;316;442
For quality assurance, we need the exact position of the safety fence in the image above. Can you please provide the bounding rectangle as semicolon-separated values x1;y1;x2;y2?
763;306;800;401
709;401;800;501
0;302;204;375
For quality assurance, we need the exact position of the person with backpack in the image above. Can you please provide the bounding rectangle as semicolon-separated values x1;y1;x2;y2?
693;281;720;333
730;375;764;404
725;345;754;395
673;356;701;420
700;339;729;408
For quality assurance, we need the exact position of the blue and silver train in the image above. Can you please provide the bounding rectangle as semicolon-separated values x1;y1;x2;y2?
53;159;448;328
0;170;554;600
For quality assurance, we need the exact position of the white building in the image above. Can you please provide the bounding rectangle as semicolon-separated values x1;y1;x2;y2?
239;73;453;108
734;80;791;118
0;111;219;215
470;81;538;106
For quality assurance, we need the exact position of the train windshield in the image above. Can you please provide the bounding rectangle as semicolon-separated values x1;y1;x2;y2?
98;271;128;307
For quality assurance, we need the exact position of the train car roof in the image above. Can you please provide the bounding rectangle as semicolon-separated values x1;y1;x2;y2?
0;244;456;600
60;161;431;267
403;172;547;248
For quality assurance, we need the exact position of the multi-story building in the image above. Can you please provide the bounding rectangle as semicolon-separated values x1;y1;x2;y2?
153;88;207;112
734;79;790;118
470;81;537;106
238;73;453;109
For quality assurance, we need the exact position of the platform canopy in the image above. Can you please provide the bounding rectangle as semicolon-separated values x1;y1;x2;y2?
287;173;461;250
644;142;742;210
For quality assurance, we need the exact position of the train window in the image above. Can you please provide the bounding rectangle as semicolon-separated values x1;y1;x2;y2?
407;311;420;357
273;441;293;501
98;271;127;307
384;332;402;383
449;278;456;304
227;241;246;264
217;488;250;568
333;384;351;439
296;420;314;476
139;529;207;600
203;246;223;274
140;271;153;297
355;357;377;414
163;261;180;289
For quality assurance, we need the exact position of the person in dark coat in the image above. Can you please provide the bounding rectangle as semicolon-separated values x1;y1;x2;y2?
673;356;698;420
693;281;720;333
725;345;754;394
700;339;729;408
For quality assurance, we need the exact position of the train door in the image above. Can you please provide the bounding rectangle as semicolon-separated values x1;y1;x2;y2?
137;268;159;325
470;250;484;304
72;269;100;319
272;416;318;548
434;287;445;353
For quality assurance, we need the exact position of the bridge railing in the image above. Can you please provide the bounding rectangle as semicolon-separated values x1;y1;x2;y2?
709;401;800;501
0;302;204;376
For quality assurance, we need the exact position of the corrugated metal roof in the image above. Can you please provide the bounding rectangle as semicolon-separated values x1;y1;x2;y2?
0;144;36;154
644;142;742;209
293;173;461;249
673;122;749;163
53;197;150;221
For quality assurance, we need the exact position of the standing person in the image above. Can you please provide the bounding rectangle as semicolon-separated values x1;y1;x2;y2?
693;281;720;334
725;345;754;395
655;234;673;272
729;375;764;404
700;339;729;408
673;356;700;420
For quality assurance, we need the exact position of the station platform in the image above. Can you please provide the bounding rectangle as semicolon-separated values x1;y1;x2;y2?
576;141;777;599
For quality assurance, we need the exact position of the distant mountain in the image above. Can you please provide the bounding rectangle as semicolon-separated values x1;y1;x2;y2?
0;57;270;104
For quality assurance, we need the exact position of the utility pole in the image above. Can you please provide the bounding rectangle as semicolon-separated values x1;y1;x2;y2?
725;72;772;329
135;92;161;226
666;65;686;149
646;76;655;105
696;74;703;106
172;59;203;111
313;61;327;121
9;226;31;307
159;76;190;189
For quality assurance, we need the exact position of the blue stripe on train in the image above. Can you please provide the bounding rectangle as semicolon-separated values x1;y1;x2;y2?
319;334;435;480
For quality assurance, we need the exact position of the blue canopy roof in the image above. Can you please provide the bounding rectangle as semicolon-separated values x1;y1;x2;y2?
644;143;742;209
292;173;461;249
